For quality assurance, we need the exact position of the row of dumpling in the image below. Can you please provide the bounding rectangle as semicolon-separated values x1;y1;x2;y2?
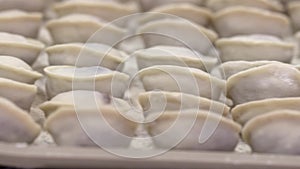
214;61;300;155
0;32;45;144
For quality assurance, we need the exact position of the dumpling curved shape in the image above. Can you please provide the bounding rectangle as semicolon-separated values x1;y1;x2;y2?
134;46;217;71
232;97;300;125
138;65;225;100
216;35;295;63
53;0;138;27
137;19;218;54
46;43;126;70
243;110;300;155
0;97;40;143
138;91;229;117
0;32;44;65
0;55;42;84
146;110;241;151
44;106;138;147
206;0;283;12
44;66;129;98
46;14;126;45
227;63;300;105
0;0;47;12
0;10;42;38
213;6;291;38
139;3;212;27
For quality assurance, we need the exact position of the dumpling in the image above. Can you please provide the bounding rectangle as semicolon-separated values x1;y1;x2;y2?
206;0;283;12
39;90;130;117
0;78;37;110
146;110;241;151
213;7;291;38
0;55;42;84
44;106;138;147
134;46;217;71
53;0;138;27
0;10;42;38
138;65;225;100
44;66;130;98
216;35;295;63
137;19;218;54
139;3;212;27
232;97;300;125
211;60;278;79
0;32;44;65
139;0;205;11
0;0;47;12
46;43;126;70
0;97;40;143
46;14;126;45
227;63;300;105
288;1;300;31
138;91;229;117
242;110;300;155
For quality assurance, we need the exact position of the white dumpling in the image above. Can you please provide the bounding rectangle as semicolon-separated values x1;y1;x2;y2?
0;97;41;143
44;66;129;98
216;35;295;63
211;60;279;79
46;14;126;45
53;0;139;27
0;32;44;65
288;1;300;31
243;110;300;155
138;91;229;117
227;63;300;105
206;0;283;12
0;10;42;38
134;46;217;71
137;19;218;54
146;110;241;151
46;43;126;70
0;0;47;12
138;65;225;100
232;97;300;125
39;90;130;117
139;3;212;27
139;0;205;11
45;106;138;147
213;7;291;38
0;55;42;84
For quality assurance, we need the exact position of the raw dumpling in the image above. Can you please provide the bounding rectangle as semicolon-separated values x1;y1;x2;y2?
232;97;300;125
0;0;47;12
0;78;37;110
139;3;212;27
44;66;129;98
211;60;278;79
206;0;283;12
39;90;130;117
0;97;40;143
0;32;44;65
216;35;295;63
46;43;126;70
46;14;126;45
146;110;241;151
0;55;42;84
138;65;225;100
134;46;217;71
213;7;291;38
139;0;205;11
53;0;138;27
45;106;138;147
137;19;218;54
242;110;300;155
288;1;300;31
138;91;229;116
227;63;300;105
